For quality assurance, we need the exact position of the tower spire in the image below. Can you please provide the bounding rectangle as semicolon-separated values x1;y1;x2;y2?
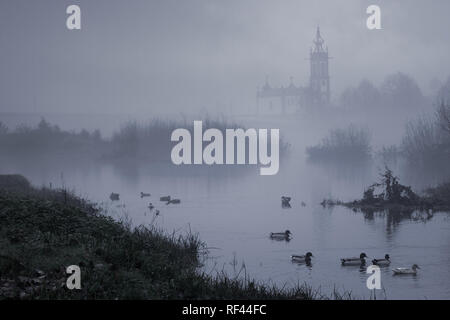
313;25;325;53
309;26;330;105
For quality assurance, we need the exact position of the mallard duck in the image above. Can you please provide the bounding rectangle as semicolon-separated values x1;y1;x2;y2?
270;230;291;240
341;253;368;265
140;192;151;198
291;252;313;263
372;254;390;266
160;196;171;202
392;264;420;275
109;193;120;201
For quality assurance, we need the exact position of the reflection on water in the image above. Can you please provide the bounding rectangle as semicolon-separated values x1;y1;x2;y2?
360;208;435;237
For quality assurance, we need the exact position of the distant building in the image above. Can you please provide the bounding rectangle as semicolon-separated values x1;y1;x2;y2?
257;27;331;114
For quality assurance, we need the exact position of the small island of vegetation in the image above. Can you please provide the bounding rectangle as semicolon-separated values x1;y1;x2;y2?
322;167;450;212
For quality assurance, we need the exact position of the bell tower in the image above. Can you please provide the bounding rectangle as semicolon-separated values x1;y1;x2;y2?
310;26;330;105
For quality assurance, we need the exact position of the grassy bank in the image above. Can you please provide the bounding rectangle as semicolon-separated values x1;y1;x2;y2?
0;175;316;300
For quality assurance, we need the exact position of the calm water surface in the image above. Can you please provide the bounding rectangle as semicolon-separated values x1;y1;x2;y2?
1;116;449;300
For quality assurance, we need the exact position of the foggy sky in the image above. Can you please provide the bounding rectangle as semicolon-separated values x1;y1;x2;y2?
1;0;450;115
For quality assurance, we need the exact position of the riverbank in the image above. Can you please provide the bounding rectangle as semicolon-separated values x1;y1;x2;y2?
0;175;319;300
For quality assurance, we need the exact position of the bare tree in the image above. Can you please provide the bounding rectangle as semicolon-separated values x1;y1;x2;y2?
437;102;450;134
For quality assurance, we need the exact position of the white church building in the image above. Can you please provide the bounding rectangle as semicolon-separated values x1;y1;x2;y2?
256;27;331;115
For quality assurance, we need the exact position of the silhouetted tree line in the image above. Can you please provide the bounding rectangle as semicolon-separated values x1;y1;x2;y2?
339;72;426;111
401;102;450;172
0;118;105;158
0;117;290;164
338;72;450;179
306;124;372;162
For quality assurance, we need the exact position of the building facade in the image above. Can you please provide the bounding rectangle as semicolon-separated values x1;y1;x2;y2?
257;27;330;115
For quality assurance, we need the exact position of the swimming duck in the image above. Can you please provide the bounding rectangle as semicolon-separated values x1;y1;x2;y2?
270;230;291;240
291;252;313;263
341;253;368;265
110;193;120;201
392;264;420;275
140;192;151;198
160;196;171;202
372;254;391;266
281;196;291;208
167;199;181;205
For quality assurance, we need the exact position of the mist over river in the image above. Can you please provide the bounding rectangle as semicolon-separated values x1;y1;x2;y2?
1;113;449;300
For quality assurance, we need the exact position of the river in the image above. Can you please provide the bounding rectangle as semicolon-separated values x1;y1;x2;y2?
1;113;449;299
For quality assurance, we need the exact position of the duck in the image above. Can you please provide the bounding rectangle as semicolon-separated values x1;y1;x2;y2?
281;196;291;208
392;264;420;275
291;252;313;264
270;230;291;240
167;199;181;205
341;253;368;266
372;254;391;266
140;192;151;198
160;196;171;202
109;193;120;201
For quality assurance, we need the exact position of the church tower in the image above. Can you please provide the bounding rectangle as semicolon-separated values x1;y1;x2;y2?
310;27;330;105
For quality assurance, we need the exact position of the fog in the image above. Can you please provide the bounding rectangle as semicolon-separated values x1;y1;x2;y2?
1;1;450;300
1;0;450;116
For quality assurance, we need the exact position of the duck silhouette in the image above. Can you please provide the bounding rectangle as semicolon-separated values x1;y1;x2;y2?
110;193;120;201
291;252;313;264
281;196;291;208
270;230;291;241
341;253;368;266
393;264;420;275
372;254;391;266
